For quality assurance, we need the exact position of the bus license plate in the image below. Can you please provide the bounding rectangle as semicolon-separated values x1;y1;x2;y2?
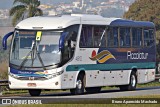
27;83;36;87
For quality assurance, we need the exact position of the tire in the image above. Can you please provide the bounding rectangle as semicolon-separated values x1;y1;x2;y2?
85;87;101;94
119;71;137;91
70;74;85;95
28;89;41;96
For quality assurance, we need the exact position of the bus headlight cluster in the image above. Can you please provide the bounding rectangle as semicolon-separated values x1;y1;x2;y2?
9;72;19;79
47;70;64;79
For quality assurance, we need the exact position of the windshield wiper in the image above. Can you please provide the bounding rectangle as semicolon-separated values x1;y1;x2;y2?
19;41;46;70
19;50;32;70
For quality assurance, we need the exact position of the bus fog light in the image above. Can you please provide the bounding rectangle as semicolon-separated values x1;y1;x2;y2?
55;82;59;85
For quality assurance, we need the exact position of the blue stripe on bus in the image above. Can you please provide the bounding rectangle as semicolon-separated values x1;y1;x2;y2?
66;62;155;71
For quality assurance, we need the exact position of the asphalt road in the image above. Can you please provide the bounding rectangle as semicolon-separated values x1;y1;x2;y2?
1;87;160;104
3;86;160;98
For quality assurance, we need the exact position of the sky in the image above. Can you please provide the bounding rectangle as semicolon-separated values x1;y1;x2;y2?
0;0;74;9
0;0;135;9
0;0;13;9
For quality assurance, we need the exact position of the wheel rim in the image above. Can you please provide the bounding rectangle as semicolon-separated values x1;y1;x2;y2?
76;80;82;89
131;75;136;87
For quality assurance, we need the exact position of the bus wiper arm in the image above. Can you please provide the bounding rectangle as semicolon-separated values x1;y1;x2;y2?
19;41;46;70
19;41;36;70
31;41;46;70
19;50;32;70
36;52;46;70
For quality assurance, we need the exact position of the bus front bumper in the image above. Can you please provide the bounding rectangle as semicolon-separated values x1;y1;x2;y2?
9;75;63;89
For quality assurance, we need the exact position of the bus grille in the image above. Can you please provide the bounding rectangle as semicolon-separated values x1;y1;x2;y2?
18;77;47;80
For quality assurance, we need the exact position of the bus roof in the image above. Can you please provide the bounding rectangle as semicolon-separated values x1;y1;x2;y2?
15;14;155;30
110;19;155;28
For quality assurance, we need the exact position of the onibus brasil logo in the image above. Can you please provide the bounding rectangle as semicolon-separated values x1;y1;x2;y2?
89;50;116;63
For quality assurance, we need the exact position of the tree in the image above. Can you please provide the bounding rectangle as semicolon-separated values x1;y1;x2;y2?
124;0;160;32
9;0;43;26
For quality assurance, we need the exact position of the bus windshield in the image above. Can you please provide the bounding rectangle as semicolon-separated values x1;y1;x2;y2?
10;30;62;69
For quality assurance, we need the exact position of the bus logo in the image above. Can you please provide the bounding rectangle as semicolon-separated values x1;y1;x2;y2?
90;50;116;63
29;77;35;80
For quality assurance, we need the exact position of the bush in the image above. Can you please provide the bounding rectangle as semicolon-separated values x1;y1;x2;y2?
0;60;8;79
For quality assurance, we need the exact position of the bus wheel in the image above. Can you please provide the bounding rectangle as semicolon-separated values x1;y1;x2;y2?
119;71;137;91
70;74;85;95
85;87;101;94
28;89;41;96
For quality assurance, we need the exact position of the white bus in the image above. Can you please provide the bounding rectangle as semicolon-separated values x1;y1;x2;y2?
3;14;156;96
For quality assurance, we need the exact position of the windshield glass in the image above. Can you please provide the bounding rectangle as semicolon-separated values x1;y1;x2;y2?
10;30;61;68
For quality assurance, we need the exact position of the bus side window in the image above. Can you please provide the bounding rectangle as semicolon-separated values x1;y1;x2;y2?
120;28;131;47
144;29;154;47
62;25;79;62
93;26;106;47
113;27;118;47
132;28;142;47
107;27;113;47
80;26;93;48
107;27;118;47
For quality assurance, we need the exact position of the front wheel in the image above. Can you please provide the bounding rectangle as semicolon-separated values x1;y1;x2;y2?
119;71;137;91
28;89;41;96
70;74;85;95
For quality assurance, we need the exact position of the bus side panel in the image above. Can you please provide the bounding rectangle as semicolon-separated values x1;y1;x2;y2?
137;69;155;84
61;71;78;89
104;70;131;86
85;70;104;87
115;70;131;85
104;70;116;86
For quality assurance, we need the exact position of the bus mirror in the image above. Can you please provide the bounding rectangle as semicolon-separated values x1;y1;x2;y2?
59;32;69;51
2;31;14;50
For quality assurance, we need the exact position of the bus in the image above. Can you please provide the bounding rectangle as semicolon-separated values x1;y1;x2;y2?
2;14;156;96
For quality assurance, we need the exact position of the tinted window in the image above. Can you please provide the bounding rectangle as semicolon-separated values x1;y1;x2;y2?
132;28;142;47
80;26;93;47
93;26;106;47
120;28;131;47
144;29;154;47
107;27;118;47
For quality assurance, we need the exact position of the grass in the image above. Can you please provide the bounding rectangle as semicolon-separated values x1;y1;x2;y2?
3;104;159;107
101;81;160;90
0;61;9;91
2;95;160;107
0;61;8;80
137;82;160;88
123;94;160;98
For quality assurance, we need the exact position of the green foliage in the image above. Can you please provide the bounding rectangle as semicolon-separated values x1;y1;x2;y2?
123;0;160;35
0;37;9;79
124;0;160;30
0;36;9;62
9;0;43;26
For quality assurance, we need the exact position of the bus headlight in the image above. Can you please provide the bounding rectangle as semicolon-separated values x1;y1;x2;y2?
9;72;19;79
47;70;64;79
